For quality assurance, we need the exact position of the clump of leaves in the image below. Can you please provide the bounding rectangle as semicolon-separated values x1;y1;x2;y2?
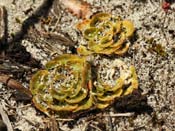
76;13;135;55
30;54;138;117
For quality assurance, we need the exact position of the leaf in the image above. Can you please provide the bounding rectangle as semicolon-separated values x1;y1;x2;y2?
60;0;92;19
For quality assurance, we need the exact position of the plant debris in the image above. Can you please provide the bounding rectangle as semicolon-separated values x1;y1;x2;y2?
147;38;167;57
0;104;13;131
162;1;171;12
60;0;92;19
0;74;32;98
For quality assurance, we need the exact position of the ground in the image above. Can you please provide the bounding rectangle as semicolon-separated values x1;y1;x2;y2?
0;0;175;131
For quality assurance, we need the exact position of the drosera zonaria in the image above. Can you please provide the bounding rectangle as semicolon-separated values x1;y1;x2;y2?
76;13;135;56
30;54;139;117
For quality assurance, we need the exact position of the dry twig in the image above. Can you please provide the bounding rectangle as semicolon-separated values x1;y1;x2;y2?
102;112;134;117
0;104;13;131
106;114;113;131
0;74;32;98
45;116;59;131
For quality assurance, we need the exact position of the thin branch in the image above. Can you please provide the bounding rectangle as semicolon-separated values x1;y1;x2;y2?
89;124;102;131
56;118;74;121
49;116;59;131
101;112;134;117
0;103;13;131
0;74;32;98
106;115;113;131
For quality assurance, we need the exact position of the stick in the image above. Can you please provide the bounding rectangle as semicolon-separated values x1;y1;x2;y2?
0;74;32;98
102;112;134;117
0;104;13;131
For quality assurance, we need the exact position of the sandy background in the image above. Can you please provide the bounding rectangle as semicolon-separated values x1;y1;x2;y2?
0;0;175;131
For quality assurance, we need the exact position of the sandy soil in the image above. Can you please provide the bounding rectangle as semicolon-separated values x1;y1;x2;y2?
0;0;175;131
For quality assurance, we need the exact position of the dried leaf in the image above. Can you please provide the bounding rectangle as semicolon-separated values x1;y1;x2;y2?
60;0;92;19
